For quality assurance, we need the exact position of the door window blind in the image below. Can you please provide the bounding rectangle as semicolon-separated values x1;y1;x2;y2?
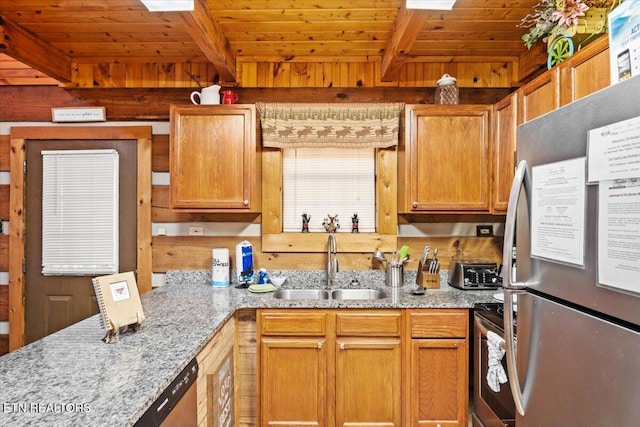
282;148;375;232
41;149;119;275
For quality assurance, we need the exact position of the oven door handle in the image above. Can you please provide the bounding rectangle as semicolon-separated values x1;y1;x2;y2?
474;316;504;351
503;160;530;417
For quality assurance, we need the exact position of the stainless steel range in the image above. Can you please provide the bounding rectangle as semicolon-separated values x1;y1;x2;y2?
472;302;516;427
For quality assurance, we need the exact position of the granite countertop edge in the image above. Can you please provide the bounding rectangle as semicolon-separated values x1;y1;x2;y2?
0;269;500;427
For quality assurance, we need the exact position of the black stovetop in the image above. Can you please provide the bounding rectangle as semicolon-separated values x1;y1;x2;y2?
474;301;517;331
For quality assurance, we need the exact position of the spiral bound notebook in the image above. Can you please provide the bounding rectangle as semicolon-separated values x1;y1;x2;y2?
92;271;145;343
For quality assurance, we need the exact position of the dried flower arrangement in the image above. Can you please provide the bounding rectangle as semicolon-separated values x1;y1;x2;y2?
520;0;616;49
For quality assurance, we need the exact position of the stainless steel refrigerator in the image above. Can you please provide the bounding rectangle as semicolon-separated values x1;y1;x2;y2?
502;75;640;426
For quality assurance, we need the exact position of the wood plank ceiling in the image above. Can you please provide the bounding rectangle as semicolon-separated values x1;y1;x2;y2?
0;0;539;85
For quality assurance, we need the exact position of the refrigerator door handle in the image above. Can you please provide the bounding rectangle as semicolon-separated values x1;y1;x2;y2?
503;159;529;291
502;159;530;416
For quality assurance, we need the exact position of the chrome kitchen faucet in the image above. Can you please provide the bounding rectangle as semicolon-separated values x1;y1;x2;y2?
326;233;338;287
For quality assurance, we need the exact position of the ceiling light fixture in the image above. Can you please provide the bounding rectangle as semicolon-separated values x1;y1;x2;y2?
406;0;457;10
140;0;194;12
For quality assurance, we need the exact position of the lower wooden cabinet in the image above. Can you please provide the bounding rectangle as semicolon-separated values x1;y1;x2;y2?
407;309;469;427
259;310;328;426
258;309;403;427
257;308;469;427
410;339;468;427
335;336;402;427
260;337;328;426
196;317;236;427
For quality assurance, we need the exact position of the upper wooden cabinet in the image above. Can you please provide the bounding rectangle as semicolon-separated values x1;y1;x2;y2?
400;105;492;213
169;104;260;212
492;93;518;214
559;36;610;106
517;66;560;124
493;37;610;217
518;36;610;125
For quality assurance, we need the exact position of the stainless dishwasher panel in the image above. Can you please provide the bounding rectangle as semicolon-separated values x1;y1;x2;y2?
135;358;199;427
160;381;197;427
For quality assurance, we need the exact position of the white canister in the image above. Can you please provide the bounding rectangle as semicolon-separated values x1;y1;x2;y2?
434;73;459;105
212;248;230;287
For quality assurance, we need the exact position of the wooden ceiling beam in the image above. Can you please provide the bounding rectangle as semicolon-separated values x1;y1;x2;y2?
0;15;72;83
380;5;428;82
178;0;237;83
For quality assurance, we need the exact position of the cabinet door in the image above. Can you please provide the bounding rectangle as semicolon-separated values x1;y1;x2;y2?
401;105;491;212
170;104;257;211
517;68;559;124
560;36;610;106
410;339;468;427
335;337;402;427
260;337;327;427
196;317;236;427
492;93;518;214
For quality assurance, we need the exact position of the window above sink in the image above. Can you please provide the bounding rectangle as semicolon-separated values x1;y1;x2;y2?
261;146;398;254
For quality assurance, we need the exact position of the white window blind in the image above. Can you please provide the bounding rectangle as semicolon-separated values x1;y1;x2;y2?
282;148;376;233
41;149;119;275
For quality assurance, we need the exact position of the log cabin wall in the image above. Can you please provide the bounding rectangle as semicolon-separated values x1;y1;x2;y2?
0;57;510;355
71;59;515;89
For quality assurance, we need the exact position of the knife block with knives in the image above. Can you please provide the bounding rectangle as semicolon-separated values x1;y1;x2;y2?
417;246;440;289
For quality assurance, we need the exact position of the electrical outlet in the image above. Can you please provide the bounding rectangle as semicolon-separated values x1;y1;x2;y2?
188;226;204;236
476;225;493;237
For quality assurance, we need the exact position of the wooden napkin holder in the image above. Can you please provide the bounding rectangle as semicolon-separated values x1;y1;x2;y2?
416;261;440;289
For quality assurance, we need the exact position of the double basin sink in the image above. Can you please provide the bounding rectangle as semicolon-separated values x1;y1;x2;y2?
273;288;387;300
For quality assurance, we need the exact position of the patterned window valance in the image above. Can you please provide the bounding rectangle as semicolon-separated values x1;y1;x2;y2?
256;102;404;149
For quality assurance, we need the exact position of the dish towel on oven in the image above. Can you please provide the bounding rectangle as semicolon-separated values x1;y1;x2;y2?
486;330;508;392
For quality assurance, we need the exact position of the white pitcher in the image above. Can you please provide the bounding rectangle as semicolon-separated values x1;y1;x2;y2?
190;84;221;105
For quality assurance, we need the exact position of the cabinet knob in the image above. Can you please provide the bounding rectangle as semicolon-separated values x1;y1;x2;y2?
339;343;345;350
243;199;249;206
413;201;418;208
317;342;323;349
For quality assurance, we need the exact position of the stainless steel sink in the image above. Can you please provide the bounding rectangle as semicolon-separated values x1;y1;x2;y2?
273;289;330;300
331;288;387;300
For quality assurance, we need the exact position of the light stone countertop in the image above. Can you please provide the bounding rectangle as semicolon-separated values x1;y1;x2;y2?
0;269;499;426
